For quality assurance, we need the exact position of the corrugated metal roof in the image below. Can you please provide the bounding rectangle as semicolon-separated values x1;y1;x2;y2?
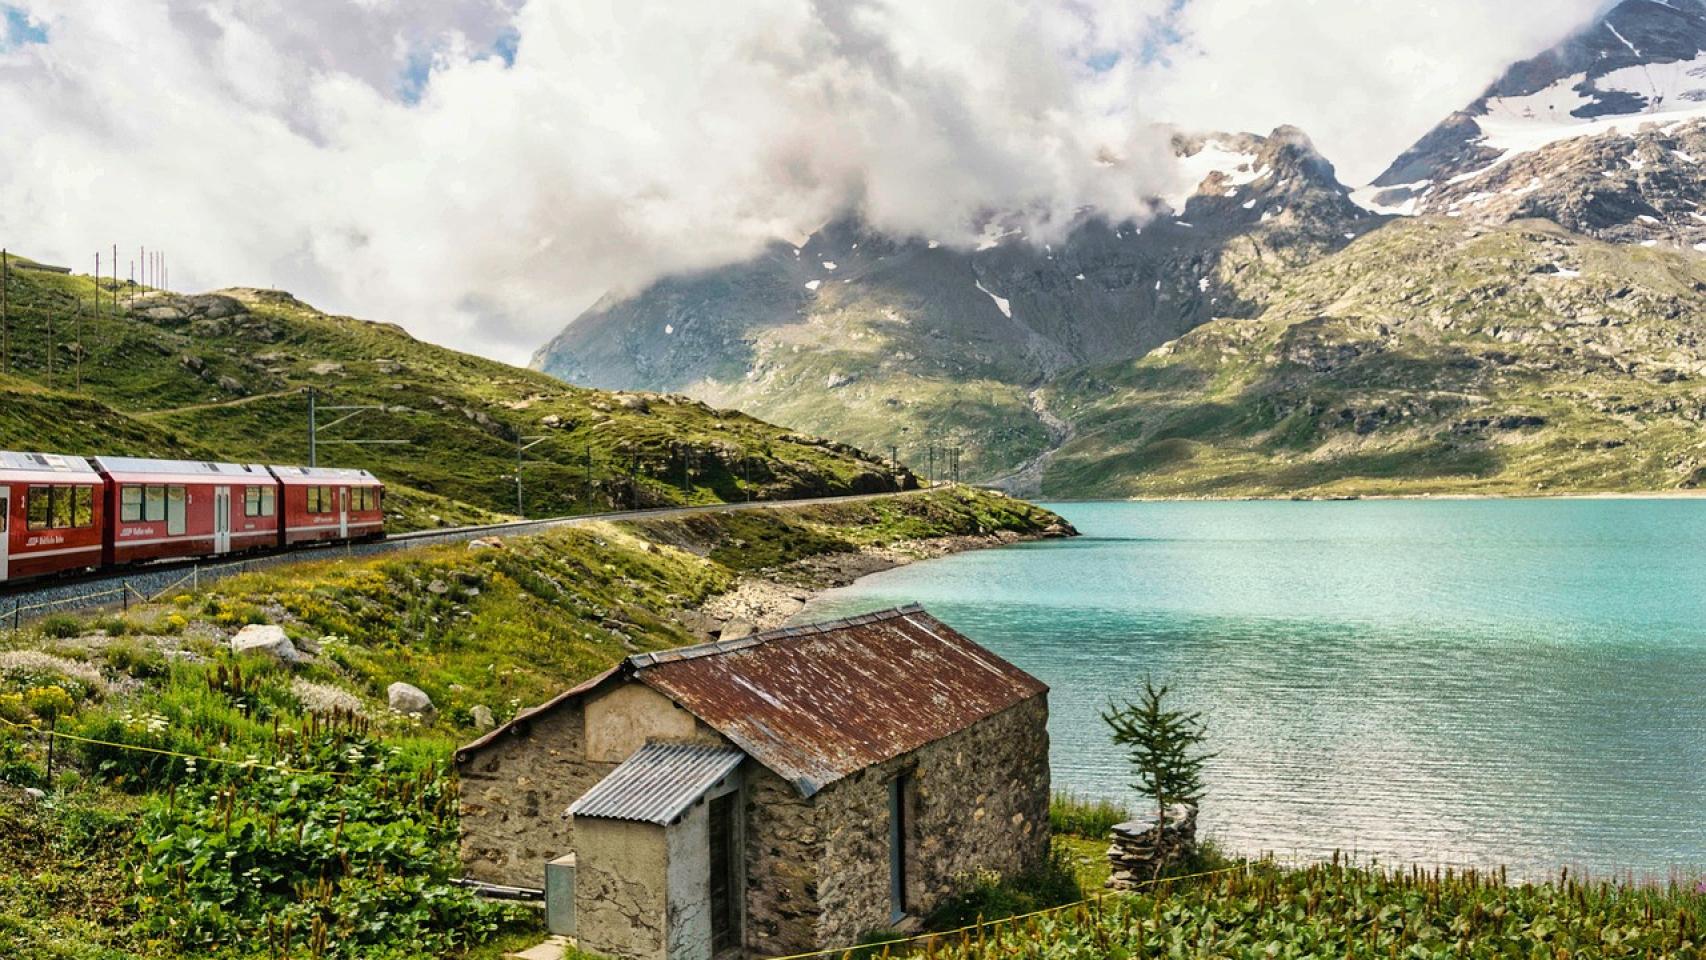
638;605;1046;797
567;741;744;825
456;606;1048;799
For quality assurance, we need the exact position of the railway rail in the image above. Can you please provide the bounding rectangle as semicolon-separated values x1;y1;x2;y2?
0;489;921;626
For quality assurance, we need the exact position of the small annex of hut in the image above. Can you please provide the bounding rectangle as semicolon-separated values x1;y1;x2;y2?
454;605;1052;960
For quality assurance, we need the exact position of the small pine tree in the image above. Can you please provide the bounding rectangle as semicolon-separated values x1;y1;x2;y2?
1101;678;1212;873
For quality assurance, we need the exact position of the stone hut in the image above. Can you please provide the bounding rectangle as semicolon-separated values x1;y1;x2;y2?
455;605;1051;960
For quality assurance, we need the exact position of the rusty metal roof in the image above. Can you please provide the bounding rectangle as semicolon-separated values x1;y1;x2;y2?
456;606;1047;798
567;742;745;825
636;605;1046;797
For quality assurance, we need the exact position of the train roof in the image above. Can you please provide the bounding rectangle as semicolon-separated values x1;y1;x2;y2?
90;456;271;483
0;451;100;484
267;465;382;486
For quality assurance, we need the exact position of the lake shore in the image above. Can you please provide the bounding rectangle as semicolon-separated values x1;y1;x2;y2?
1080;488;1706;503
692;522;1076;636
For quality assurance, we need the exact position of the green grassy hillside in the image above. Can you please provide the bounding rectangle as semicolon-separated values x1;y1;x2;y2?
0;257;913;529
0;487;1061;959
1045;218;1706;498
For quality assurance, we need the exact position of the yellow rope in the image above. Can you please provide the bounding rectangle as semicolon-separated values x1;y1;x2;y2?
0;713;372;780
760;862;1253;960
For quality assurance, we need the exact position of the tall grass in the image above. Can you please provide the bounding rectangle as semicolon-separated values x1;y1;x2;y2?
1049;791;1131;839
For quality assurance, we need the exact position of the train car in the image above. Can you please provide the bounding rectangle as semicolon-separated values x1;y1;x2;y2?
0;451;106;584
269;465;384;547
90;457;280;566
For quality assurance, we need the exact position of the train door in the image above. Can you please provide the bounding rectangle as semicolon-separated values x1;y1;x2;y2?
338;487;349;539
0;487;9;582
213;486;232;555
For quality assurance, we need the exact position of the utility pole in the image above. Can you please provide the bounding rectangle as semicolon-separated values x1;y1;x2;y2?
45;302;53;387
513;434;548;515
74;299;82;389
308;387;316;466
93;253;100;337
927;444;935;487
2;247;9;376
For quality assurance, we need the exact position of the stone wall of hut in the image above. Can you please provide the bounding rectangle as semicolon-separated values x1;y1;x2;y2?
808;695;1051;948
456;700;618;889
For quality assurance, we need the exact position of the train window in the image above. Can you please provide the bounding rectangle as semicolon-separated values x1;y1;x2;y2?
144;485;166;523
74;487;94;528
306;486;320;514
50;486;74;529
320;486;335;513
245;486;278;518
352;488;366;511
26;486;49;530
167;486;186;536
121;485;144;522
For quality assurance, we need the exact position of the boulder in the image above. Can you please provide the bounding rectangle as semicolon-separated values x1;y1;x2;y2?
470;704;497;732
387;682;435;717
427;579;450;596
230;624;302;662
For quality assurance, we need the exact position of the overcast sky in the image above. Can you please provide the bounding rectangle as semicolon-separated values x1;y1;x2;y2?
0;0;1608;365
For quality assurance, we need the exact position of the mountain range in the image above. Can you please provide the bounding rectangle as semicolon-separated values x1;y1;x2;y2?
533;0;1706;498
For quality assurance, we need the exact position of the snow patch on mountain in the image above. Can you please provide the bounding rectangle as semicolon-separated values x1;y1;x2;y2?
975;280;1012;319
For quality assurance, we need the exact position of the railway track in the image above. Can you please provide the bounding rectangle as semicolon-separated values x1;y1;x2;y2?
0;489;923;626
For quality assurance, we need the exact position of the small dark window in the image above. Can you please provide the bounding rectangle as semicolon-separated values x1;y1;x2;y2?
121;485;143;523
26;486;49;530
889;774;910;922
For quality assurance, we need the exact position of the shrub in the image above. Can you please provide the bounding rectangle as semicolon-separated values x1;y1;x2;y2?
103;638;167;679
38;615;82;640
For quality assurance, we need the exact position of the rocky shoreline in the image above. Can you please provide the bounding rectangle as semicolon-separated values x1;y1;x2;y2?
683;524;1076;640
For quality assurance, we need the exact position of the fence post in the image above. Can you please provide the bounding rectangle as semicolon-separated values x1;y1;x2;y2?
11;599;18;630
122;581;129;613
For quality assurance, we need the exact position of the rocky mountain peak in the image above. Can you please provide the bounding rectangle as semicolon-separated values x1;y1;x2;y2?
1361;0;1706;246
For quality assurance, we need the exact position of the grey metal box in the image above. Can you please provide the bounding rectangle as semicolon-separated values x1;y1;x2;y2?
545;854;577;936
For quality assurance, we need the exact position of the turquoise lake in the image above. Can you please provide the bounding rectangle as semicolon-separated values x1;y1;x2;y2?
800;499;1706;879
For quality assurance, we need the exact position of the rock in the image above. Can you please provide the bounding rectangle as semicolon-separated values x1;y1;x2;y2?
469;537;503;550
541;414;562;427
387;682;435;717
427;579;450;596
471;704;497;732
720;620;755;641
309;361;343;376
216;375;246;395
22;787;45;802
375;359;403;374
615;394;650;413
230;624;302;662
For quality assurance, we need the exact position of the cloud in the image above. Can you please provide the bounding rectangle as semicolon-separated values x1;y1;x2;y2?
0;0;1615;366
1142;0;1609;182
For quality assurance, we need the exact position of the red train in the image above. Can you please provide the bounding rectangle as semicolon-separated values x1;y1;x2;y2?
0;451;384;585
